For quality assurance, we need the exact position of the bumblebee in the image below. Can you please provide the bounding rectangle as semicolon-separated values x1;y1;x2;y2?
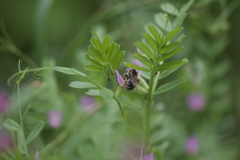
123;68;139;90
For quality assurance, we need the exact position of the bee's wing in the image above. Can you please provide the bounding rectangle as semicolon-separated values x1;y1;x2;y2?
129;76;139;86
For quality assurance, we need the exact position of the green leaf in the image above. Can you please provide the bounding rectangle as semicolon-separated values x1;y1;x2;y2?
158;66;182;80
143;33;158;53
135;41;154;60
180;0;195;13
124;62;150;71
176;34;186;42
113;51;125;70
174;11;187;29
160;3;179;16
154;77;185;95
85;89;101;96
90;38;103;53
141;71;151;80
102;35;111;54
26;121;45;144
84;54;103;68
159;41;180;54
158;46;184;62
3;119;21;131
148;25;161;44
88;46;104;62
54;66;87;77
162;27;182;44
69;81;97;89
100;87;113;99
106;42;119;62
117;96;141;110
85;65;103;72
157;58;188;71
154;13;172;32
133;53;152;67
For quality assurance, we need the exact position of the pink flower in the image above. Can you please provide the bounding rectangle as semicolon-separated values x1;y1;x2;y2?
143;153;154;160
48;110;63;129
185;135;199;155
0;90;10;115
116;70;124;87
0;131;13;151
80;96;99;114
186;93;205;111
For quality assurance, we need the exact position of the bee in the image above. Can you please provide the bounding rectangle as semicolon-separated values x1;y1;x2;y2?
123;68;139;91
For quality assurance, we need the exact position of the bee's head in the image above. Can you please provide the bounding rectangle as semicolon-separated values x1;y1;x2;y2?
129;69;138;77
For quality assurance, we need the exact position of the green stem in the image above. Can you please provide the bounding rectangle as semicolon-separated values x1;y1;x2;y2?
17;83;29;156
112;75;118;93
144;69;156;146
113;96;126;122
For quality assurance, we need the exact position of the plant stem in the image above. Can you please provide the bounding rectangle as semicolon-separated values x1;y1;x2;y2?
112;75;118;92
113;96;126;122
144;70;155;146
17;83;29;156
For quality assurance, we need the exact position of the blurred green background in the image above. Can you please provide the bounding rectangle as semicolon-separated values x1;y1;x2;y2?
1;0;240;159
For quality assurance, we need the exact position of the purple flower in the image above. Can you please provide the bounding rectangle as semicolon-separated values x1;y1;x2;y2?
0;131;13;151
48;110;63;129
143;153;154;160
0;90;10;114
134;59;143;76
35;151;40;160
116;70;124;87
185;135;199;155
186;93;205;111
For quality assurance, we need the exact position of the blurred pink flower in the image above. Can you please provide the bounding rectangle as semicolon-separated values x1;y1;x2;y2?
134;59;143;76
0;90;10;115
186;93;205;111
116;70;124;87
80;96;98;114
48;110;63;129
0;131;13;151
35;151;40;160
143;153;154;160
185;135;199;155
